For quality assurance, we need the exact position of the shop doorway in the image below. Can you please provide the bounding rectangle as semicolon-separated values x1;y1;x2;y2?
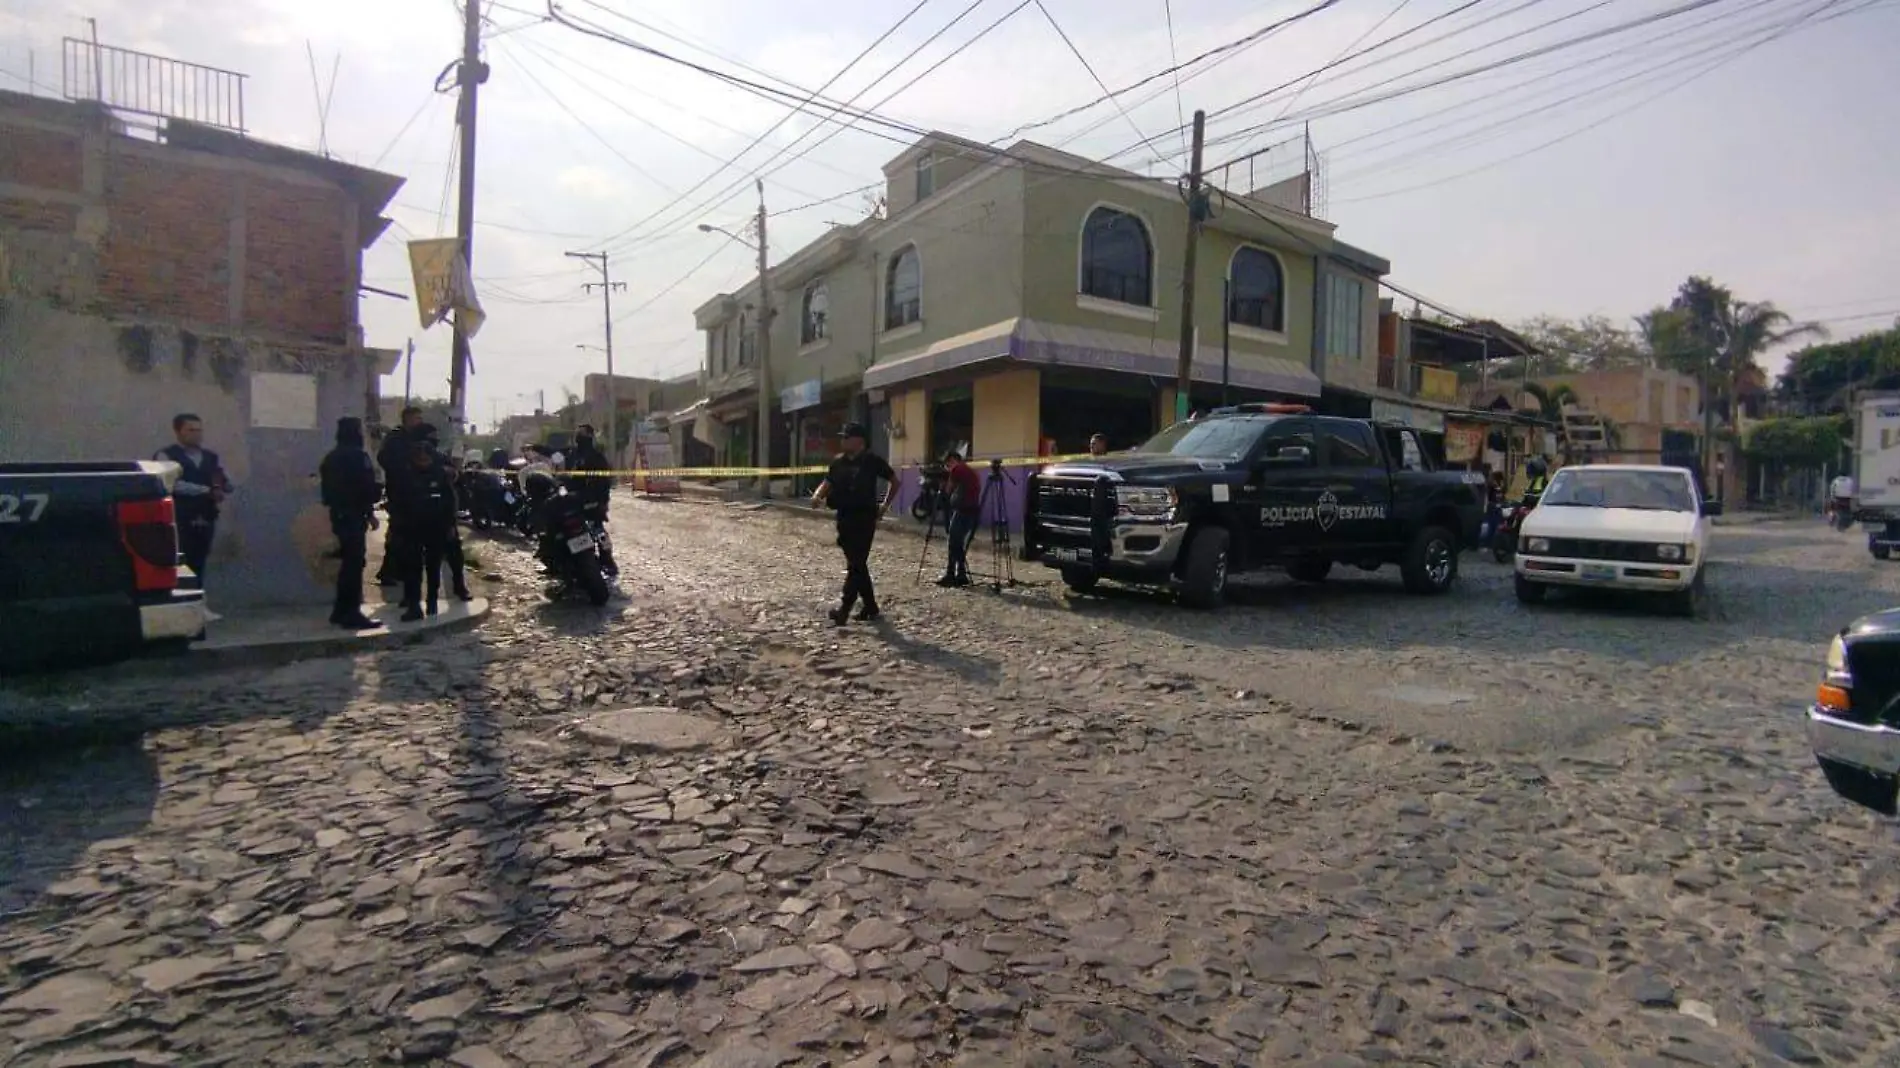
929;385;973;459
1040;372;1156;454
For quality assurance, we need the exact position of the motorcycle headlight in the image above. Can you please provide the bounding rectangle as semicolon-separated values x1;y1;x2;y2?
1115;486;1176;518
1657;544;1683;561
1524;536;1550;554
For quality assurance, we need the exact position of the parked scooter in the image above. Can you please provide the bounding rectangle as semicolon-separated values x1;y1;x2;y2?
523;472;611;606
1492;503;1526;563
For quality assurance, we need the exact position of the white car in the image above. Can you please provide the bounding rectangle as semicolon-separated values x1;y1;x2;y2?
1513;464;1718;617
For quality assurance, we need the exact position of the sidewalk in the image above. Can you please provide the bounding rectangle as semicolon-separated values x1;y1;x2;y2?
186;595;489;672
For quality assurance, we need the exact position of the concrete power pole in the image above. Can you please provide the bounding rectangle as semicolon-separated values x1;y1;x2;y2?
754;179;773;497
1173;110;1207;424
445;0;488;456
566;250;627;463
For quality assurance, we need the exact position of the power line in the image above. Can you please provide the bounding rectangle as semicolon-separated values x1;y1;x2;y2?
1236;0;1416;162
1160;0;1189;158
1322;0;1793;179
1033;0;1165;159
558;0;943;254
1329;0;1846;203
501;38;682;197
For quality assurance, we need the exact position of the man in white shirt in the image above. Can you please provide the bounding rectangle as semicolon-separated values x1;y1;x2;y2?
1831;473;1857;529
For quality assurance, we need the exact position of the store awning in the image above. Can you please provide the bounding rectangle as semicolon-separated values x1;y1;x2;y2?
862;318;1321;397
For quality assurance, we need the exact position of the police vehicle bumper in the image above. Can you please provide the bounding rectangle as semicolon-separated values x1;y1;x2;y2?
1039;517;1190;575
1514;553;1698;592
1808;704;1900;781
140;586;208;643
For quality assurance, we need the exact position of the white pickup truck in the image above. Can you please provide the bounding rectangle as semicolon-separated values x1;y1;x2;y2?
1513;463;1719;617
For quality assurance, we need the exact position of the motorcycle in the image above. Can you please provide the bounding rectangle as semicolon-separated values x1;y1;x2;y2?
1492;503;1526;563
579;497;618;579
910;461;951;522
531;487;612;606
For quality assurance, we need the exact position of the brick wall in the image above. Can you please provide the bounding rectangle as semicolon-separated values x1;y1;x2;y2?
0;108;354;344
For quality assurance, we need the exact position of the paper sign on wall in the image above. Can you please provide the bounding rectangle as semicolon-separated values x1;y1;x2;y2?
251;372;318;430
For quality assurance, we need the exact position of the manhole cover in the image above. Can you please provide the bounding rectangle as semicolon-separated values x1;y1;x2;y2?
575;707;727;752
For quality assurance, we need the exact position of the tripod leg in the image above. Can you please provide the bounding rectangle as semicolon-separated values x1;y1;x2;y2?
916;507;939;583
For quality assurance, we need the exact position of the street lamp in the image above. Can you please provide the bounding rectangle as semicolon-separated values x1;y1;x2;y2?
697;222;756;249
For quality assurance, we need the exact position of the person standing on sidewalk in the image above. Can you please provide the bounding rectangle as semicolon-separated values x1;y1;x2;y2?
375;406;425;587
937;450;982;587
319;417;381;630
392;438;459;621
810;422;896;625
156;413;230;616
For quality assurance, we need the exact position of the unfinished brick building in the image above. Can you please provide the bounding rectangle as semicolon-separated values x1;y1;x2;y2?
0;72;405;608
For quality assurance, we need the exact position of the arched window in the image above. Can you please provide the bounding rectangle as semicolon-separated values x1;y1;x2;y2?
801;281;829;344
1228;246;1285;332
1080;206;1153;306
886;246;921;330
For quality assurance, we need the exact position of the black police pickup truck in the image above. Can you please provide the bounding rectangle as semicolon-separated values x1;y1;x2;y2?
0;461;207;675
1024;405;1485;608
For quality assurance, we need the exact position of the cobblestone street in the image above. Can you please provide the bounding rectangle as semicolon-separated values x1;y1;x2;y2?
2;498;1896;1068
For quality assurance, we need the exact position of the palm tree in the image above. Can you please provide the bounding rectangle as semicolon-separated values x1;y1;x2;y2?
1522;381;1580;421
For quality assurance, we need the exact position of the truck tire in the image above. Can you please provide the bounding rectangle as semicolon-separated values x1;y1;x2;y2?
1874;544;1891;561
1178;527;1230;609
1513;574;1547;605
1401;526;1458;595
1287;559;1331;584
1666;568;1705;619
1061;568;1098;594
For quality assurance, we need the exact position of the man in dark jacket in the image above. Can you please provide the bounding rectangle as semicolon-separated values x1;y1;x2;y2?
320;417;381;630
563;424;617;577
809;422;896;625
391;437;460;621
155;413;230;595
375;406;424;586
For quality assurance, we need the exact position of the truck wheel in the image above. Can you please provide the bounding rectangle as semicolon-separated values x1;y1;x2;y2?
1666;568;1705;619
1178;527;1230;609
1061;568;1098;594
1287;559;1331;584
1874;544;1891;561
1818;757;1900;816
1513;574;1547;605
1401;526;1458;595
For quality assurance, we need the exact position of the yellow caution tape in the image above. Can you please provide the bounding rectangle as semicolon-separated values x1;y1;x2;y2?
553;452;1106;480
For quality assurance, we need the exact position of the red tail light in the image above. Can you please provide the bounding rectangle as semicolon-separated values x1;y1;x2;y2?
116;498;179;593
563;517;586;534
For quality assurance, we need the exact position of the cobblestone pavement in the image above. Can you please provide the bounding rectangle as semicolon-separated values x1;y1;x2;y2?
2;499;1897;1068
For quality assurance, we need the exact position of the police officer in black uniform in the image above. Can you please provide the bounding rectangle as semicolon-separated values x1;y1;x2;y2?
564;423;612;514
392;435;460;621
810;422;896;625
319;416;381;630
376;406;424;586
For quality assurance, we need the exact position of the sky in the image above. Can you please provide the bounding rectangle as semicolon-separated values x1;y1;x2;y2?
3;0;1897;428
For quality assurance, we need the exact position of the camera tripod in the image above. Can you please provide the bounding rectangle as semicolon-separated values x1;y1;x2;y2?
916;459;1019;592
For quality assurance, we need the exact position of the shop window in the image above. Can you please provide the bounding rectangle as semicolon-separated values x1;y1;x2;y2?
1079;206;1153;306
929;384;972;459
1040;382;1154;455
886;246;921;330
802;281;829;345
1228;246;1285;331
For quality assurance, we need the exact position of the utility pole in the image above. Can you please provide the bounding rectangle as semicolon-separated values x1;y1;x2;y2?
566;250;627;464
445;0;487;458
754;179;773;497
1173;110;1207;423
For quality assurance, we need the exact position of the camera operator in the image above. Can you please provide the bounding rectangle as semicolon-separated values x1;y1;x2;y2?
936;450;982;587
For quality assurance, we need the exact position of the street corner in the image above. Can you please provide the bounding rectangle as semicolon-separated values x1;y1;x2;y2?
182;596;491;673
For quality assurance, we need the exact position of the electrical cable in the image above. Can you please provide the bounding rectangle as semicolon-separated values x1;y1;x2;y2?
1232;0;1416;163
500;38;682;196
1033;0;1166;159
1328;0;1848;203
1161;0;1189;158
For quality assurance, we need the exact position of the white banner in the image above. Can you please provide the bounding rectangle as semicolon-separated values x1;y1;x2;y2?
407;238;486;339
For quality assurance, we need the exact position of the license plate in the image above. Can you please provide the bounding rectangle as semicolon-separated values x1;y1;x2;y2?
567;534;596;554
1050;548;1084;564
1580;563;1617;581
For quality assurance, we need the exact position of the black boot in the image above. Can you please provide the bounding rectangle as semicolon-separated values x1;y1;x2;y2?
828;607;850;626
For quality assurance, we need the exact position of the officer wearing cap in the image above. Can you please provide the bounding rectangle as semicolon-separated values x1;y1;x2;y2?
810;421;896;625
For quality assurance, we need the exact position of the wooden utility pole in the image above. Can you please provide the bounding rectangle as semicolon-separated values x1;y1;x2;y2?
566;250;626;463
446;0;487;454
754;179;773;497
1173;110;1207;423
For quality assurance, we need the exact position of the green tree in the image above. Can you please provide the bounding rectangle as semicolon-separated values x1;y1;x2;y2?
1515;315;1649;372
1522;381;1580;421
1743;415;1850;467
1663;276;1828;419
1777;323;1900;413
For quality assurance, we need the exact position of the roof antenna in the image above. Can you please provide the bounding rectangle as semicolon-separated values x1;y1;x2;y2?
305;41;341;156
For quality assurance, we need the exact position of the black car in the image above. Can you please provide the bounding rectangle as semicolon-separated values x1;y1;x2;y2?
1810;609;1900;815
1023;405;1485;608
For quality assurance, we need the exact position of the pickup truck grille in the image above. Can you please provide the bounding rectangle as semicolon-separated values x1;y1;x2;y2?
1036;478;1099;522
1843;643;1900;727
1539;537;1673;563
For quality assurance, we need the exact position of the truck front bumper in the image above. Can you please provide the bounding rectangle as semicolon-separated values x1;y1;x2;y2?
1514;554;1697;591
1037;517;1189;577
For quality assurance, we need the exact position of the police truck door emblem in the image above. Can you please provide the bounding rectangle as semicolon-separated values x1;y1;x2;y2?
1316;490;1340;531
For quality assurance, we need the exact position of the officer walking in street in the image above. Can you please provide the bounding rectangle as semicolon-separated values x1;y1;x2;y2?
810;422;896;625
319;417;381;630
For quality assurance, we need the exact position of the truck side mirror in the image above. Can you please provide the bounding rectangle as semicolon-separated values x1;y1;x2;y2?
1703;498;1724;517
1260;445;1311;467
